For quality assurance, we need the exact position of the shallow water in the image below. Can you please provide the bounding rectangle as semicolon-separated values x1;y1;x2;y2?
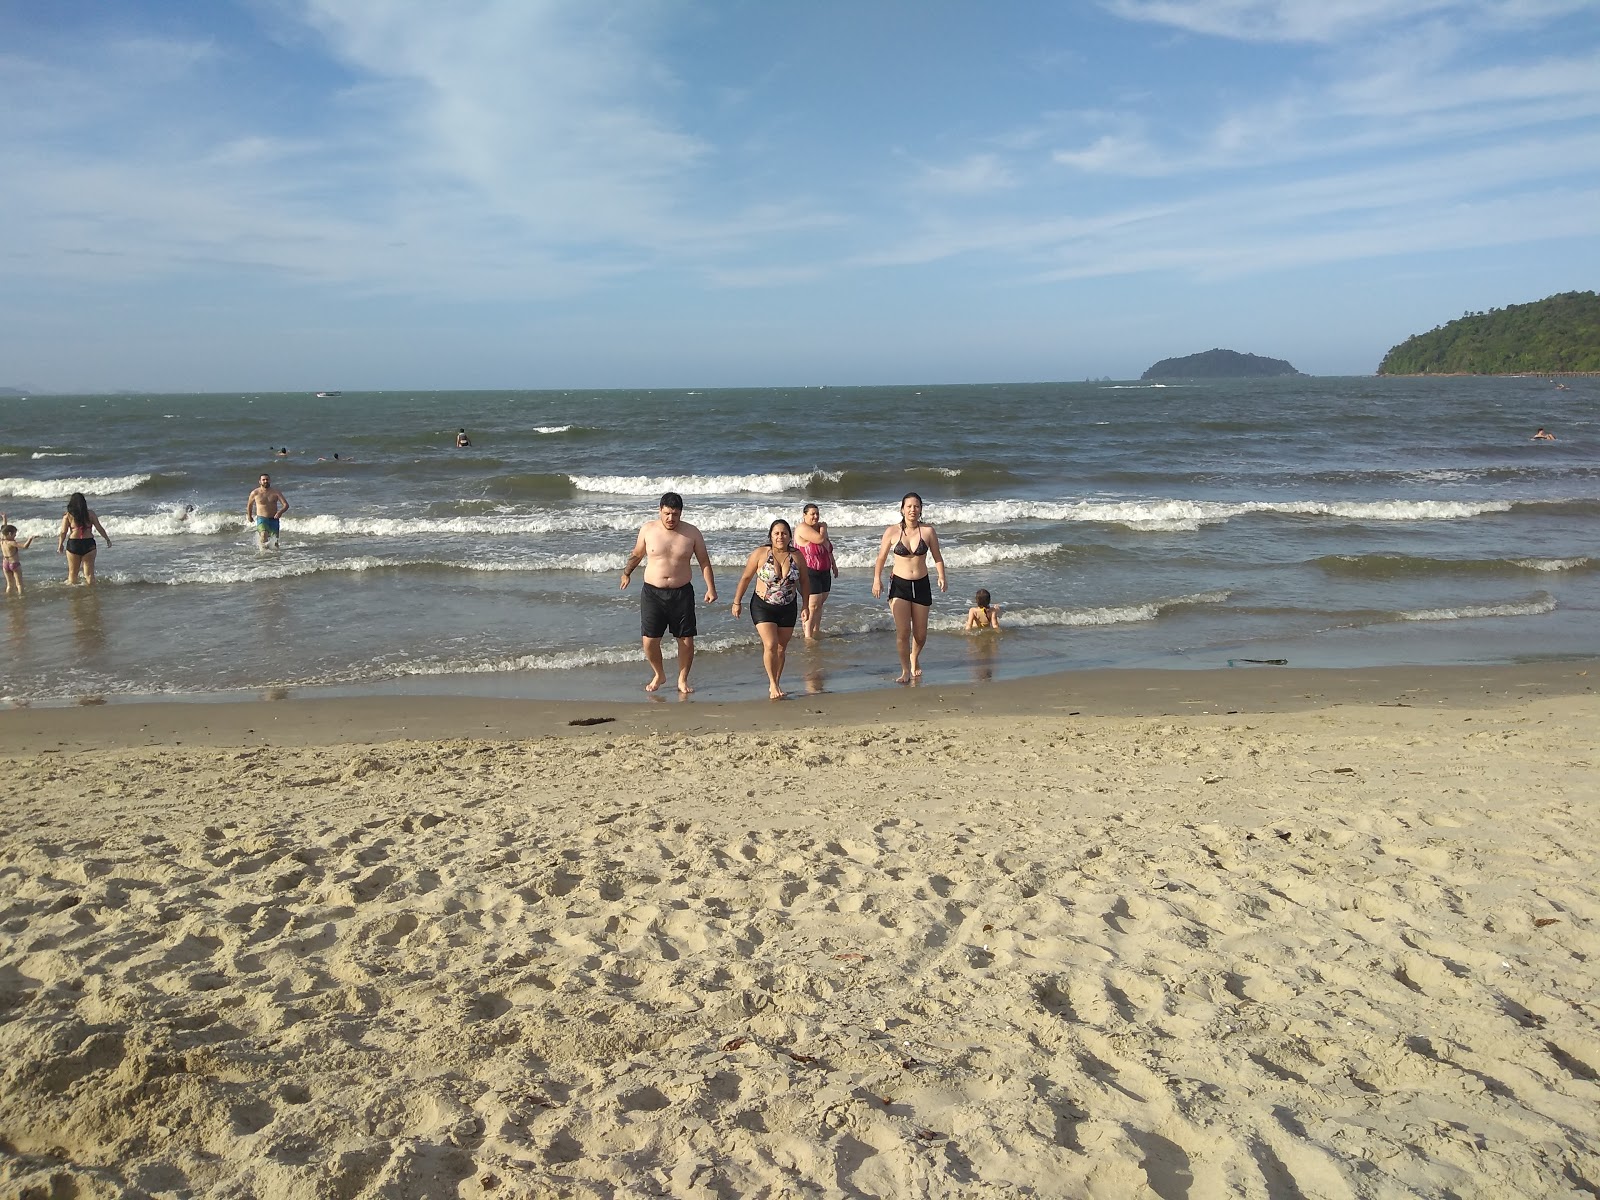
1;376;1595;705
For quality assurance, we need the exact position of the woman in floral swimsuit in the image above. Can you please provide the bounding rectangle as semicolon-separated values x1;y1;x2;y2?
731;518;812;699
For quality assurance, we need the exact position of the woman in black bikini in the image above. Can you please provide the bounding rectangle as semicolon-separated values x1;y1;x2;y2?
731;518;812;699
871;492;946;683
56;492;111;586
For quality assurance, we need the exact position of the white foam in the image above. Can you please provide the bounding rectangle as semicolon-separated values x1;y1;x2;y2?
0;473;152;498
927;589;1230;632
534;425;573;434
30;452;72;459
1400;595;1557;622
1512;557;1590;572
569;471;843;496
382;632;749;677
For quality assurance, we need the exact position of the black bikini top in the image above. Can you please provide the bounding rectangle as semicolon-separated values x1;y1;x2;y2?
892;529;928;558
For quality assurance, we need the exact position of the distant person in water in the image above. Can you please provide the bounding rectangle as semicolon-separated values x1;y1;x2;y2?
965;588;1001;630
57;493;110;585
456;428;471;447
246;473;289;549
620;491;717;694
1532;427;1556;441
276;447;289;457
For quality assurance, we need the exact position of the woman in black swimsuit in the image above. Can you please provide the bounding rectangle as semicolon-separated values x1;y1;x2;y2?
871;492;946;683
56;492;111;586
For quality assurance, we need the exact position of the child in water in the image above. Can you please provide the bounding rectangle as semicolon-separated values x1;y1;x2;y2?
1;515;37;596
965;588;1001;630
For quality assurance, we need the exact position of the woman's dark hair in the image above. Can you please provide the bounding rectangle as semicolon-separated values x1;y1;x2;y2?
900;492;923;532
768;518;793;545
66;493;89;527
802;502;819;517
975;588;991;608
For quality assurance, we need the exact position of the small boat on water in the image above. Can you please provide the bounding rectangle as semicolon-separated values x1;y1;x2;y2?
314;390;343;398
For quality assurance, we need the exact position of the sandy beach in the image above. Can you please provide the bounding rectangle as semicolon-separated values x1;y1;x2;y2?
2;664;1597;1198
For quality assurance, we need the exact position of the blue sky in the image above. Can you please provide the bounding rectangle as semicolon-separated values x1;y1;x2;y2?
3;0;1597;391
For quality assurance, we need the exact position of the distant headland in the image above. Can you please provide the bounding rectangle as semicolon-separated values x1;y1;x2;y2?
1142;349;1302;380
1378;290;1600;375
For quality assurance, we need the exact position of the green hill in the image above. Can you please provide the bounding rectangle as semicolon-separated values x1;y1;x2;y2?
1141;349;1301;380
1377;291;1600;375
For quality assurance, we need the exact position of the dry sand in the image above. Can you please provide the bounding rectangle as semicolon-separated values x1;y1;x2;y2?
1;665;1597;1198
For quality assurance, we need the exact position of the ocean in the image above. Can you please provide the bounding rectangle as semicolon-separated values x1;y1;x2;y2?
1;377;1595;707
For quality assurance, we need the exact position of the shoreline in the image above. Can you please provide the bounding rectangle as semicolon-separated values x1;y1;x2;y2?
3;658;1593;752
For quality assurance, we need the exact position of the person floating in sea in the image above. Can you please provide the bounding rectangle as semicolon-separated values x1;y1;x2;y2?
276;447;289;457
1;515;38;596
1532;428;1556;441
246;472;290;550
456;428;471;448
619;491;716;694
871;491;947;684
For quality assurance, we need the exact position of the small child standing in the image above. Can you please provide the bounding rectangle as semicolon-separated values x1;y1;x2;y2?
965;588;1001;630
2;515;37;596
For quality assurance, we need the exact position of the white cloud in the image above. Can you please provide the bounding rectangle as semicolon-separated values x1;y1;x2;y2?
911;153;1019;195
858;129;1600;284
1100;0;1593;44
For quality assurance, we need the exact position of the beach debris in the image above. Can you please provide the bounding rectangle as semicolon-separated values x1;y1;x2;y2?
1227;658;1288;666
721;1036;751;1051
1534;918;1560;928
567;716;615;726
915;1128;946;1142
1334;767;1357;775
1274;830;1293;841
785;1050;818;1064
831;951;870;962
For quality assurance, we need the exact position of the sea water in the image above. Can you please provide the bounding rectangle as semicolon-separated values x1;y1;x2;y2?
0;377;1595;705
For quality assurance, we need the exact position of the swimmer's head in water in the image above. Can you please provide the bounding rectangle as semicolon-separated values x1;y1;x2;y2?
975;588;991;608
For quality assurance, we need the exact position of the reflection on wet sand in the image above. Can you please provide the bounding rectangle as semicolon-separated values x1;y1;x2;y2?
68;589;105;658
966;633;998;682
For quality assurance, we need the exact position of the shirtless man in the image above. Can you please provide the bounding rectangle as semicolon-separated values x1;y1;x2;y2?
619;491;717;693
246;473;290;549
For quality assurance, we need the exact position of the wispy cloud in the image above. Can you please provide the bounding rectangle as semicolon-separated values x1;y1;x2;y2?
1101;0;1593;44
908;153;1020;196
861;130;1600;285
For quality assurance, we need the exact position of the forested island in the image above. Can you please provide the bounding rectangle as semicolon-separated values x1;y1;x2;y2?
1377;291;1600;375
1142;349;1302;380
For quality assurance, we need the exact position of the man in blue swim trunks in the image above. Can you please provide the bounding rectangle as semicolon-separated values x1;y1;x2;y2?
246;472;290;550
620;491;717;694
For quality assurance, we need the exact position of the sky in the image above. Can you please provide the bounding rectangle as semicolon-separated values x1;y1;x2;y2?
2;0;1598;392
